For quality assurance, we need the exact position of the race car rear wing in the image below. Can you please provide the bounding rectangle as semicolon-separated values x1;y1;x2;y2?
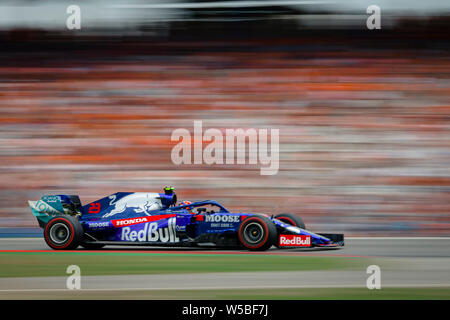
28;194;82;228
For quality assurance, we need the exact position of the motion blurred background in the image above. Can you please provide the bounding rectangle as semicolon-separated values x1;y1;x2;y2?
0;0;449;236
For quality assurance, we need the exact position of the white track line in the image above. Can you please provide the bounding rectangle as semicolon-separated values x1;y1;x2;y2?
109;1;335;9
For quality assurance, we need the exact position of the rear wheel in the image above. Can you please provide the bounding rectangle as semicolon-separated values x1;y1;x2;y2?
275;213;305;229
238;215;277;251
44;216;83;250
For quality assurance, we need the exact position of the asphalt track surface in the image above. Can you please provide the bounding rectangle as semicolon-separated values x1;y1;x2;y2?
0;238;449;293
0;237;450;257
1;269;449;291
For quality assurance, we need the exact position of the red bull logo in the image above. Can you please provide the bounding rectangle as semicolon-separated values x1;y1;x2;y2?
120;217;179;243
278;235;311;247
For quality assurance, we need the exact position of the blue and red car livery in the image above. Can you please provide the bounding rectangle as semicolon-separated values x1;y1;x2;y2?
28;189;344;251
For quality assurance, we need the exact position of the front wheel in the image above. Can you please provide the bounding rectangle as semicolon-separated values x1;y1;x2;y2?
44;215;83;250
238;215;277;251
275;213;305;229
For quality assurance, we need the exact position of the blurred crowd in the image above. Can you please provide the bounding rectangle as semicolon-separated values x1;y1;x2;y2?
0;24;449;235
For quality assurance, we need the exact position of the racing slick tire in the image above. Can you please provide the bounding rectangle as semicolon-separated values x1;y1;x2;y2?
80;242;105;250
238;215;277;251
44;215;83;250
275;213;305;229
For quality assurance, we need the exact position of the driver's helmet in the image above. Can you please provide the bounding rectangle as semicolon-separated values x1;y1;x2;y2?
179;200;195;214
164;186;175;195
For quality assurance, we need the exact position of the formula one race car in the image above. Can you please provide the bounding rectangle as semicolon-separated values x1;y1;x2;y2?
28;187;344;251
